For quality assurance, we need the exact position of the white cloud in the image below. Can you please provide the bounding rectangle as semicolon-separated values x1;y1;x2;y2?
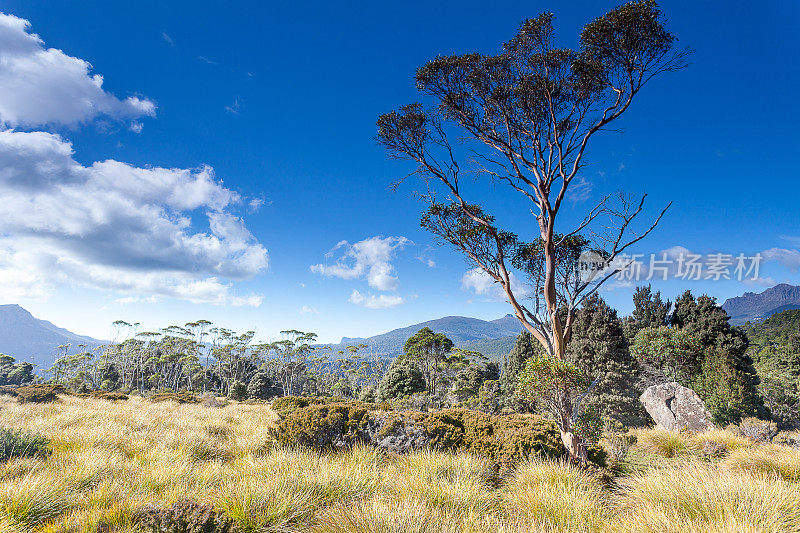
461;267;531;301
0;13;155;128
0;130;268;305
762;248;800;272
310;236;411;291
114;295;159;305
300;305;318;314
348;289;404;309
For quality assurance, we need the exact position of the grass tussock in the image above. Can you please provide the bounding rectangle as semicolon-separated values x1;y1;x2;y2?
611;462;800;533
721;444;800;482
0;394;797;532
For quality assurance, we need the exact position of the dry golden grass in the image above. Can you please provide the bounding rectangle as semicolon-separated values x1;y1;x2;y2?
0;394;798;532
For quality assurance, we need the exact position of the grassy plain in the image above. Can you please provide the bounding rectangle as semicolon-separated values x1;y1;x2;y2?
0;395;798;533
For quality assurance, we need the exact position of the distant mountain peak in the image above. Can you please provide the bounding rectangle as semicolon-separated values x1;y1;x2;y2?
0;304;104;368
330;314;523;358
722;284;800;325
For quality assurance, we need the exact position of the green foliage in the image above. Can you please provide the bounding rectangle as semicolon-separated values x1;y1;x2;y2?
516;355;589;411
743;310;800;428
270;395;329;418
566;295;642;426
376;358;425;402
270;401;372;449
623;285;671;338
357;385;376;403
500;332;539;412
402;328;461;396
0;428;50;462
630;326;703;385
0;355;34;386
694;348;767;426
13;384;66;403
246;371;278;400
271;401;606;466
451;361;498;400
671;291;767;424
137;499;241;533
573;404;604;445
148;391;199;404
227;380;248;401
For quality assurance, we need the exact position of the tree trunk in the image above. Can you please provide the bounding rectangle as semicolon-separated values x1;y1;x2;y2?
560;429;588;463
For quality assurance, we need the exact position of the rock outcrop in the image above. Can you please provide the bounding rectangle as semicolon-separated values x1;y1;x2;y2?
640;382;713;431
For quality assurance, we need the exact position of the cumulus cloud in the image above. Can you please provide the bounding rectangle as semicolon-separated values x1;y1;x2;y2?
461;268;531;301
348;289;404;309
300;305;318;314
310;236;411;291
0;130;268;305
762;248;800;272
0;13;155;127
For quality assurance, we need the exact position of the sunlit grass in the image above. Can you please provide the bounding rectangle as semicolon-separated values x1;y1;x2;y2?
0;394;798;532
610;462;800;533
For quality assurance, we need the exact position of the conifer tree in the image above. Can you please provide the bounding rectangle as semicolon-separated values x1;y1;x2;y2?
566;294;643;425
623;284;671;339
500;332;539;411
671;291;767;423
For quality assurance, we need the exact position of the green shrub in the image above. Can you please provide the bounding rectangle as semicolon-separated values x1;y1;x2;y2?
0;428;50;462
228;381;248;401
15;384;66;403
246;372;279;400
148;391;199;404
88;391;129;401
271;402;606;467
137;500;241;532
270;396;328;417
270;401;372;449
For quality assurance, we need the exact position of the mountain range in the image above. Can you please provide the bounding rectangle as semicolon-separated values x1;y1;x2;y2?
721;283;800;325
0;304;105;370
2;282;798;371
328;314;524;359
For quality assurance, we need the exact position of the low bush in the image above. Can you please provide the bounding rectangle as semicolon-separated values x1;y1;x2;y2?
774;431;800;449
88;391;129;401
0;428;50;462
148;391;199;404
201;395;229;408
137;500;241;533
738;417;779;442
16;384;66;403
271;401;372;449
271;396;330;417
272;403;606;466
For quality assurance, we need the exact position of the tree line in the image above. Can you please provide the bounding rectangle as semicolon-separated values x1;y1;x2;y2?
5;283;792;438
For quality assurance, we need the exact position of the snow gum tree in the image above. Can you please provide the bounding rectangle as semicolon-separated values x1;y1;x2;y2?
378;1;689;461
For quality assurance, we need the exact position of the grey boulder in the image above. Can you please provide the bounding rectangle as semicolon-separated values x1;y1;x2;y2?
640;382;713;432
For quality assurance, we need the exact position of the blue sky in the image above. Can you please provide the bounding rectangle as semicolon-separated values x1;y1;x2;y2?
0;0;798;343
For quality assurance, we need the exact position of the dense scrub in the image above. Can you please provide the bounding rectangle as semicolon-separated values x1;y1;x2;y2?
271;401;606;466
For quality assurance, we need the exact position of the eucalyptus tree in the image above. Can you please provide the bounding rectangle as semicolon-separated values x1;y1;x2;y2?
378;1;689;461
270;330;318;396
